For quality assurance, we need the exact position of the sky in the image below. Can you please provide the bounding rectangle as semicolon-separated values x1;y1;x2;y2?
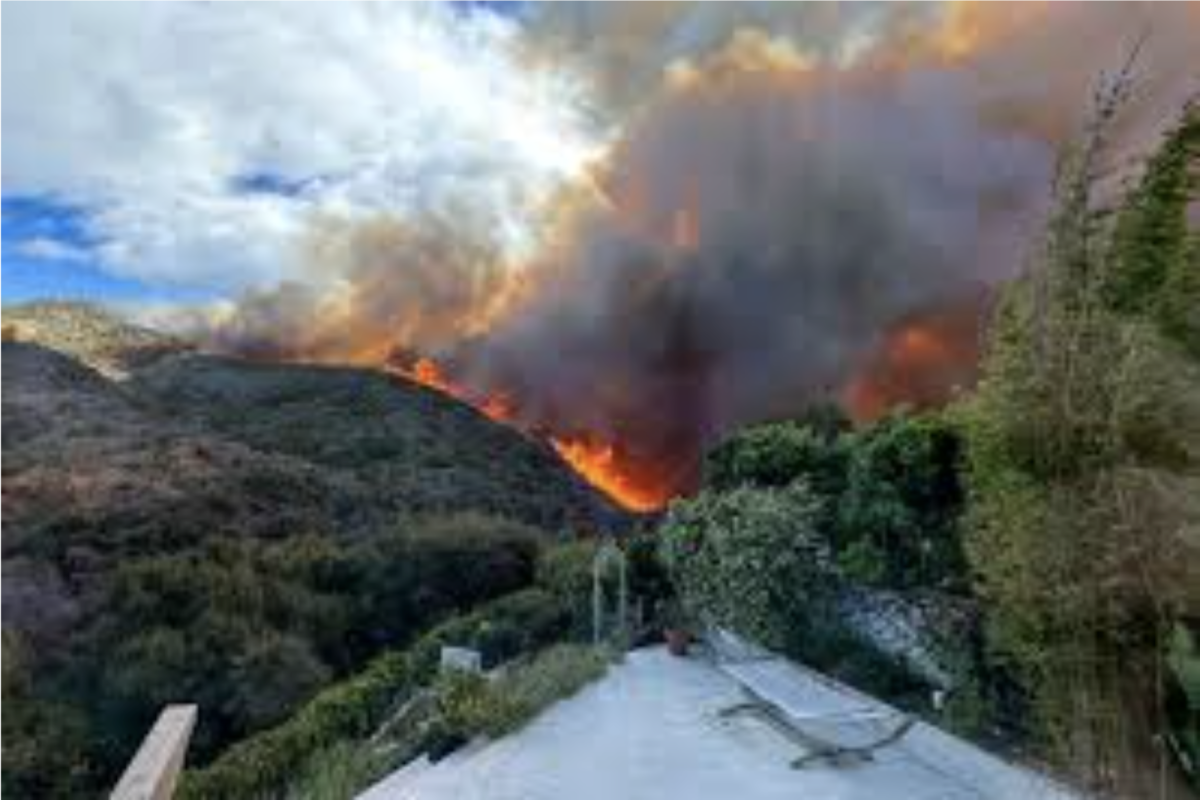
4;2;1194;312
1;1;590;305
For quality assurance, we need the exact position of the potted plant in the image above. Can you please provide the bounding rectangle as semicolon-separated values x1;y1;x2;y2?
661;600;691;657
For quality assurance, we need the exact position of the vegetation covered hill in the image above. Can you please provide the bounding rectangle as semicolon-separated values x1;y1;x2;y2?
130;354;623;531
1;304;628;796
2;301;191;377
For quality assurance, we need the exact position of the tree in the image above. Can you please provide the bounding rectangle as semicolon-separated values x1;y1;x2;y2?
963;88;1200;794
1102;100;1200;356
705;405;850;496
837;412;968;591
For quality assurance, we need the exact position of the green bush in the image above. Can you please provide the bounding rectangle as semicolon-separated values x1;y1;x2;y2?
702;408;969;595
180;588;570;800
836;413;968;592
837;538;888;586
657;483;834;651
345;514;542;656
428;644;608;744
20;513;544;793
706;413;848;497
285;740;393;800
2;633;96;798
536;540;598;636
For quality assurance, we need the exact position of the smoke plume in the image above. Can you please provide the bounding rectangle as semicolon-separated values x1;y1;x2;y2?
198;2;1200;507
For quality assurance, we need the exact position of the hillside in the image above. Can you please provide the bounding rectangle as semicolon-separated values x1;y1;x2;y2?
3;302;622;534
2;301;191;377
2;341;381;643
1;302;628;796
129;354;624;531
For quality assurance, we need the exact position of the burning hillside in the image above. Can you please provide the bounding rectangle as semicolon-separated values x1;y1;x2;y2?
390;355;681;511
191;3;1198;512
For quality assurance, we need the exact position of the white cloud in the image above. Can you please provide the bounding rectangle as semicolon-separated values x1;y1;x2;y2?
12;236;92;263
1;3;599;293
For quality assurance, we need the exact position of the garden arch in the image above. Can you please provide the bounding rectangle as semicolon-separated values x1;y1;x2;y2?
591;540;629;648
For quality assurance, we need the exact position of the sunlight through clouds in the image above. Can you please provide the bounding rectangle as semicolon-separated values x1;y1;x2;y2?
1;2;600;292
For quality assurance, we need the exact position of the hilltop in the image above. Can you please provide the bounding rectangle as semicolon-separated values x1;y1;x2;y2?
2;301;191;377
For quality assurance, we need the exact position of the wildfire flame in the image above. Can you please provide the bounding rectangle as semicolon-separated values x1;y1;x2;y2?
393;297;985;508
392;356;669;512
670;205;699;250
391;357;516;424
550;437;671;514
842;296;986;422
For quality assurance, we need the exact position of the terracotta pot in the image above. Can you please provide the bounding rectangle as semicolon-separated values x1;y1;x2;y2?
664;628;690;657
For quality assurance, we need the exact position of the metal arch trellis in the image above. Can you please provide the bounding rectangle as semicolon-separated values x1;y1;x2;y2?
591;539;629;649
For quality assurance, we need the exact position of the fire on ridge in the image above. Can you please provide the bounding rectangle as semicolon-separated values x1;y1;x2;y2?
392;357;677;513
390;293;983;514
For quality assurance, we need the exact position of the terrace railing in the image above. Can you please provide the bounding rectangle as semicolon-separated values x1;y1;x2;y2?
110;704;197;800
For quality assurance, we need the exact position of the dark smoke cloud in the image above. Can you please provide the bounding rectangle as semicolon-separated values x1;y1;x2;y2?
456;45;1049;491
198;3;1199;501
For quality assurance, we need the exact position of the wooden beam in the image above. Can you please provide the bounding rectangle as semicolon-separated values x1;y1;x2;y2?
110;704;198;800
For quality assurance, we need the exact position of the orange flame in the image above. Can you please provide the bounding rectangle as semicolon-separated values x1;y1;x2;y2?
670;206;699;250
392;357;514;424
842;297;986;422
392;356;668;512
408;357;452;393
550;437;670;513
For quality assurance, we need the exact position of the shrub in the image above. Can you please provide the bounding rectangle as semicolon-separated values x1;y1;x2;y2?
963;97;1200;790
702;409;969;595
536;540;598;636
2;634;95;799
706;416;848;496
837;538;888;586
836;413;968;592
657;483;834;652
429;644;608;744
344;514;542;656
180;588;570;800
284;740;393;800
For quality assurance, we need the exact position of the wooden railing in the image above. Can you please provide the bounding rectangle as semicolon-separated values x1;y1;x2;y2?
110;704;198;800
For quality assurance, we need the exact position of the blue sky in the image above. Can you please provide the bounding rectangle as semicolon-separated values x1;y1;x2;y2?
2;196;219;304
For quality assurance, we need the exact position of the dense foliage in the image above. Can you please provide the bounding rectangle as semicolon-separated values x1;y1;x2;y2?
963;93;1199;794
706;405;969;593
129;354;624;532
658;483;834;651
684;408;1024;734
3;515;544;798
837;414;968;591
180;586;573;800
